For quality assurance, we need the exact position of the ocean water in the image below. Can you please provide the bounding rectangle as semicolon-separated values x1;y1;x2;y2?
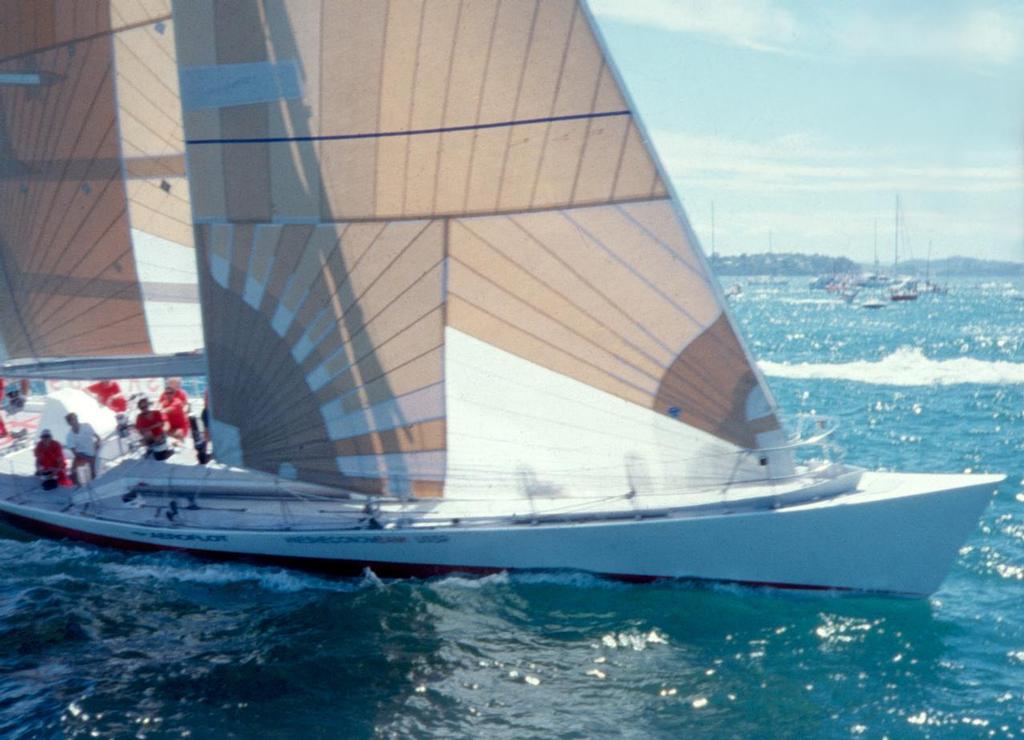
2;278;1023;738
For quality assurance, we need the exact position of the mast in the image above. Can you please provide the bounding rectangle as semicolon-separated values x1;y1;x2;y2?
893;194;900;271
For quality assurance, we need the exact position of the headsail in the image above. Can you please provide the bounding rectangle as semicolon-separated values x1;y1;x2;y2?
0;0;200;363
174;0;786;496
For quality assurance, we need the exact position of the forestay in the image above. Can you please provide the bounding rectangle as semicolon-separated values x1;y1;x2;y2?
173;0;788;498
0;0;201;363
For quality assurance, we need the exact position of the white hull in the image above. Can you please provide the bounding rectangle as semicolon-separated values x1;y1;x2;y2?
0;465;999;597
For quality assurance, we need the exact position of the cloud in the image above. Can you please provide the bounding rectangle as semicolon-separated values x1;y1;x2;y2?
588;0;800;55
832;6;1024;68
652;131;1023;195
590;0;1024;67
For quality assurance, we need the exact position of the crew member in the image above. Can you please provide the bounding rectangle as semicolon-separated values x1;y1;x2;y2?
135;398;167;449
86;379;127;413
65;412;100;483
159;384;190;442
33;429;67;488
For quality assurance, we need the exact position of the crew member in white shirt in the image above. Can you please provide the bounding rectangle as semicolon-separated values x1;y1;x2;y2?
65;412;100;484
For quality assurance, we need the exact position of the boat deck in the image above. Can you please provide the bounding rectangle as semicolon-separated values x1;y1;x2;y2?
0;427;866;535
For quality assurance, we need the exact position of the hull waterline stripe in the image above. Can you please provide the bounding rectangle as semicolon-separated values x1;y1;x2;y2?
0;509;858;594
186;110;632;146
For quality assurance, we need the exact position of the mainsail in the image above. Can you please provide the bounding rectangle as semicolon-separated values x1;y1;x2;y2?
174;0;787;497
0;0;200;363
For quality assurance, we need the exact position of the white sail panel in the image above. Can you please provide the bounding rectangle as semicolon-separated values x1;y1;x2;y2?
175;0;783;495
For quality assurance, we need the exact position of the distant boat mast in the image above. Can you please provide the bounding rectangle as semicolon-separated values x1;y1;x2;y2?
893;194;900;271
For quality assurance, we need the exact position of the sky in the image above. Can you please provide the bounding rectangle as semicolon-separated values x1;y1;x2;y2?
589;0;1024;263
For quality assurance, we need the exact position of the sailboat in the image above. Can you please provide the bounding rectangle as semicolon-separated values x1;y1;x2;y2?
889;196;918;302
0;1;1002;596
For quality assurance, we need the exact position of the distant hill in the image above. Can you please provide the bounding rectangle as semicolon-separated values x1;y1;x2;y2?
710;253;858;276
709;252;1024;277
870;256;1024;277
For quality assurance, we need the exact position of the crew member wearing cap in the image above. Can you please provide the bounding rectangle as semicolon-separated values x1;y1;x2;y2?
65;412;100;484
159;383;190;442
135;398;167;449
34;429;67;485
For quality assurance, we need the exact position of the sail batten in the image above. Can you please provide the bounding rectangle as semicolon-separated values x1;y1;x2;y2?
175;0;787;496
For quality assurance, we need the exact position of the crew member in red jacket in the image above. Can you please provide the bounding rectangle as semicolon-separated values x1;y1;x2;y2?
135;398;167;448
159;383;190;441
86;379;127;413
34;429;68;487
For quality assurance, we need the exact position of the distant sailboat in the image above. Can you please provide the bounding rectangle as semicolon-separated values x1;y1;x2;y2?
0;0;1001;596
889;196;918;301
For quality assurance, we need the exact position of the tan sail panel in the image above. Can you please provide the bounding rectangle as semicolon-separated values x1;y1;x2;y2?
0;0;194;361
175;0;666;224
175;0;783;494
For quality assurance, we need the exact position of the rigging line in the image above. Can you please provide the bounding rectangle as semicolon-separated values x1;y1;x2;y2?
448;253;662;387
186;111;632;146
452;217;669;372
112;2;178;68
527;1;578;207
0;14;173;66
492;0;541;210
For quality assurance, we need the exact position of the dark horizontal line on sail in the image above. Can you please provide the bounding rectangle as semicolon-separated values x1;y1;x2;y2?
0;155;185;181
186;110;633;146
193;194;670;226
18;273;197;303
0;15;173;66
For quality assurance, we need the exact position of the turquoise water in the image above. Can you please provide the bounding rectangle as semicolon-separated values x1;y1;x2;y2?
2;279;1022;738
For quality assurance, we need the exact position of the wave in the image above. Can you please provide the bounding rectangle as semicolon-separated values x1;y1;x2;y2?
99;560;369;593
759;347;1024;386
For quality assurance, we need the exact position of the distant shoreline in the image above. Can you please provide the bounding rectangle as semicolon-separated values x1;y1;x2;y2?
710;252;1024;277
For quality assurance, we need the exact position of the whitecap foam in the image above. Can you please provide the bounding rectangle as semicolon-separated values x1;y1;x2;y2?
100;560;364;593
760;347;1024;386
